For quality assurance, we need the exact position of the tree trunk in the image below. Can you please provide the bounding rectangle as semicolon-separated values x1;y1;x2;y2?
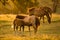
52;0;58;13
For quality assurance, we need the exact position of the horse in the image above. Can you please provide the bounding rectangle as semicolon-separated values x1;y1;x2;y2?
29;6;52;24
13;15;40;33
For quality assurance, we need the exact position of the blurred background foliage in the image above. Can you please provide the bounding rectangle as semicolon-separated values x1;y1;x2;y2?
0;0;60;14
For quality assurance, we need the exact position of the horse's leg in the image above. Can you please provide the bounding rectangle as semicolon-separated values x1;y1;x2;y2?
49;11;52;20
40;16;45;23
47;8;52;23
22;26;24;32
16;25;18;31
46;14;51;24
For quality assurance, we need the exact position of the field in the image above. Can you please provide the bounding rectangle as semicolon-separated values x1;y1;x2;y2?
0;14;60;40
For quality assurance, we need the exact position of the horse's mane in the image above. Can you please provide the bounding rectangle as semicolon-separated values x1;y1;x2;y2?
16;15;26;19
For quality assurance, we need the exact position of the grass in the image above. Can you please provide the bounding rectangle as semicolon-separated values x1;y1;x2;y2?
0;14;60;40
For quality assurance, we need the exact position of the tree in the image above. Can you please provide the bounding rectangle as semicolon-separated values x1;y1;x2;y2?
12;0;39;13
52;0;59;12
0;0;8;5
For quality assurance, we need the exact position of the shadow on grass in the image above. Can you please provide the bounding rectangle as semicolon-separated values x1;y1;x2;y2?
0;20;10;23
52;20;60;23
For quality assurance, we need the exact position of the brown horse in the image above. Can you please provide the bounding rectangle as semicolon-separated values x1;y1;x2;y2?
13;15;40;33
29;6;52;24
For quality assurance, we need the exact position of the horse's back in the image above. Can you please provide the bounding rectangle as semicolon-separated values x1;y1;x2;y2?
23;15;35;24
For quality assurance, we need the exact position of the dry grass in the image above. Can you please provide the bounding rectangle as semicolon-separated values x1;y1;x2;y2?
0;14;60;40
0;13;60;21
0;34;60;40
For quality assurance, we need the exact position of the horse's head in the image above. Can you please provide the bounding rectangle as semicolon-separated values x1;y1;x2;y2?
48;16;51;24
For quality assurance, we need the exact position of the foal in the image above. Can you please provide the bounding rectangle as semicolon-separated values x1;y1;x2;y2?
13;15;40;33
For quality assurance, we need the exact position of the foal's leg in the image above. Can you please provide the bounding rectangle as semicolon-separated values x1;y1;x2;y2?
20;26;21;31
29;26;30;32
14;24;15;31
22;26;24;32
29;26;31;35
34;24;39;34
13;21;16;31
32;24;37;33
